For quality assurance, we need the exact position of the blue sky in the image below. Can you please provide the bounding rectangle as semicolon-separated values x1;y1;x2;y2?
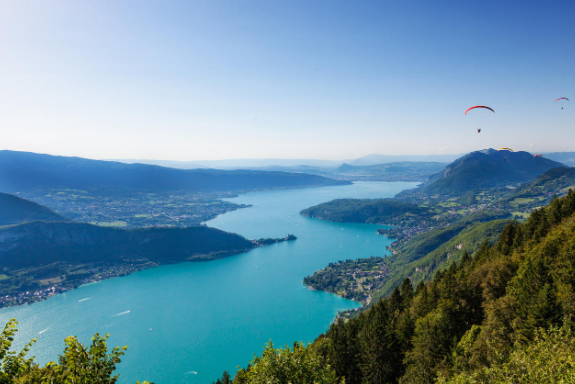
0;0;574;160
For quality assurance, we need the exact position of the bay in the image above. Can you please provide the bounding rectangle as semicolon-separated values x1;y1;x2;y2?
0;181;417;383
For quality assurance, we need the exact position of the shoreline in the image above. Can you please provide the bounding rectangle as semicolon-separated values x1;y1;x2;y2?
0;236;296;310
304;283;367;323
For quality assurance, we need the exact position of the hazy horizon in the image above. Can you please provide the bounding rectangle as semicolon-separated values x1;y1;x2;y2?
1;0;574;160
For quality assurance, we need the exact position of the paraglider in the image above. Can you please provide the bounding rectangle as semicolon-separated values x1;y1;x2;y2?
466;106;494;134
498;148;512;162
534;154;542;157
555;97;569;109
465;106;495;115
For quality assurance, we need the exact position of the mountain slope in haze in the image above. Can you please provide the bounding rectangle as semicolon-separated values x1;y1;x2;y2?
114;155;461;169
112;159;448;182
543;151;575;167
413;149;564;195
351;153;462;166
335;161;446;180
0;151;349;194
112;158;344;169
0;192;67;226
229;162;447;182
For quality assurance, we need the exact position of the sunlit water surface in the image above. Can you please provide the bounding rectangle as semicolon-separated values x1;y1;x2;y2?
0;181;417;383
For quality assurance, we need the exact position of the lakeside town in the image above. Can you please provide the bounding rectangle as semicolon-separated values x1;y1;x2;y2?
304;256;390;305
0;261;158;308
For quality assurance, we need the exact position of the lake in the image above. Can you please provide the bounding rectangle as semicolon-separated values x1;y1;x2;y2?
0;181;418;383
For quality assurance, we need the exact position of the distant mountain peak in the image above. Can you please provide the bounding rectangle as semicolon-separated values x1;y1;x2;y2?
416;148;566;195
478;148;498;155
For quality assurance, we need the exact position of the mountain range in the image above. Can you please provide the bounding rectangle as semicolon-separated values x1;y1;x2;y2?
0;150;348;194
111;153;464;169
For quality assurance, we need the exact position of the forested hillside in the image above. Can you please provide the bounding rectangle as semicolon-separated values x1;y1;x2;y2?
0;221;254;268
216;191;575;383
0;192;67;226
374;210;511;298
300;199;430;225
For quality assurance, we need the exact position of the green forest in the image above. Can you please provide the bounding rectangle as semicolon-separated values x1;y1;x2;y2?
300;199;430;225
213;191;575;383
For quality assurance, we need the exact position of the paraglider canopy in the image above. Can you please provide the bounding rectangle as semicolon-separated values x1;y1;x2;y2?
465;106;495;115
534;154;542;157
555;97;569;102
498;148;513;152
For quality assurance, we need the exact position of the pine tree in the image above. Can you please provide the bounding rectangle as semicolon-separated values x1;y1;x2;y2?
359;301;400;383
221;371;231;384
495;222;516;255
401;278;414;309
390;286;403;311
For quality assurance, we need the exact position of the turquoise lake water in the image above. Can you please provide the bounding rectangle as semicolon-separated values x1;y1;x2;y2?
0;181;417;383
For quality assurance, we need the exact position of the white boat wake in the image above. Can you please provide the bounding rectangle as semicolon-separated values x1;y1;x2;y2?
112;310;131;317
184;371;198;375
38;328;49;334
78;298;91;302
